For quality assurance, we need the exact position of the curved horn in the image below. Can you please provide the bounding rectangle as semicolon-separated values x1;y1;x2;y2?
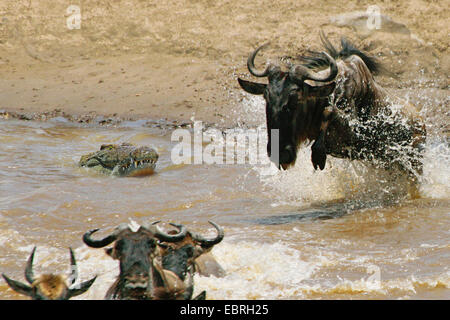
82;223;128;248
140;220;161;231
190;221;224;248
145;222;187;242
290;51;338;83
25;246;36;284
247;43;271;77
67;275;97;299
2;274;34;298
68;248;78;285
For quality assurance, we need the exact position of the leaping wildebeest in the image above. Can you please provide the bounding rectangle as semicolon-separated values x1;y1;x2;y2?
82;222;187;300
238;32;426;187
2;247;97;300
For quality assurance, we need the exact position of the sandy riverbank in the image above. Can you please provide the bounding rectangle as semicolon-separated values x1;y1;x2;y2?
0;0;448;131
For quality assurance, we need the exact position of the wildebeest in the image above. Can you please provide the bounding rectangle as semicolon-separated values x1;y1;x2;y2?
82;222;187;300
152;221;225;300
2;247;97;300
238;32;426;185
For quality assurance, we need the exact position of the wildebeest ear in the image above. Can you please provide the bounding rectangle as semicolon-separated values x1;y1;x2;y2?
2;274;34;298
238;78;266;95
104;247;115;258
151;261;166;288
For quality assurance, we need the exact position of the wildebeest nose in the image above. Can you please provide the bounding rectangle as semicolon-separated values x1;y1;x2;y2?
280;145;295;162
125;272;148;283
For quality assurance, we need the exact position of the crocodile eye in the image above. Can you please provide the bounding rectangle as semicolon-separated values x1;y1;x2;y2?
100;144;115;150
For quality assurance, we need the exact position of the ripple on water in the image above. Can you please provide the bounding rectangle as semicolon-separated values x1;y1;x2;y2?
0;119;448;299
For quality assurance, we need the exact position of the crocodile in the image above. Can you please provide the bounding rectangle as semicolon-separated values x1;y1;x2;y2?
79;143;158;177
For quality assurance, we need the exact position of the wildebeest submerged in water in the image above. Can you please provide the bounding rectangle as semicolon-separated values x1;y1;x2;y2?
2;247;97;300
83;222;187;300
153;221;225;300
82;221;224;300
238;32;426;187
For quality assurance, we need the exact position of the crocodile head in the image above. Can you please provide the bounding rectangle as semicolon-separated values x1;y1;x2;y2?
79;143;159;177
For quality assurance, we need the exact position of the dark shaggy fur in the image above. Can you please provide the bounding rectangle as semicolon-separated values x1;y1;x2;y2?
299;31;381;75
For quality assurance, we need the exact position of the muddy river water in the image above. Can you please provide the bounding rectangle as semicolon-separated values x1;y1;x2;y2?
0;114;448;300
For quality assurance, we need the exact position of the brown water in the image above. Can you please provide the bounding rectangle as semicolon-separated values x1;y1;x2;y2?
0;117;448;300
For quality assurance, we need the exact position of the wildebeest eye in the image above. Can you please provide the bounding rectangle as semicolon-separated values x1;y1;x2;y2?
158;242;168;249
185;245;195;257
147;240;156;248
115;239;124;251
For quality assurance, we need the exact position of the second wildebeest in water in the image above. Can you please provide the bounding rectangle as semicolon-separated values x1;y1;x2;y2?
153;221;225;300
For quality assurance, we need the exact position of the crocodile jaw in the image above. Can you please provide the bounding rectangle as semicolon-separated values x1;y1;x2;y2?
111;162;156;177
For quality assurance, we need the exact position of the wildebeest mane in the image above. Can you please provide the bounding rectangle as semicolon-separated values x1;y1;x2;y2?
300;32;381;74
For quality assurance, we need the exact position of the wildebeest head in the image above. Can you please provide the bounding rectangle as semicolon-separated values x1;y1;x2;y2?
238;43;338;169
158;221;224;277
153;221;224;300
82;222;187;300
2;247;97;300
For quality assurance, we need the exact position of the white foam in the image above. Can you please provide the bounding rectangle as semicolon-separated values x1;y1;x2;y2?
194;240;323;299
420;139;450;199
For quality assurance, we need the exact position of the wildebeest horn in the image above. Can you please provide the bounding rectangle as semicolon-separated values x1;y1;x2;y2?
144;221;187;242
67;247;97;298
82;223;129;248
190;221;224;248
247;43;272;77
289;51;338;83
140;220;161;232
69;248;78;285
1;274;35;298
67;275;97;299
25;246;36;284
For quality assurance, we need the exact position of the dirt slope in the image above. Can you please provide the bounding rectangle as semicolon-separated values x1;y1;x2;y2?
0;0;448;131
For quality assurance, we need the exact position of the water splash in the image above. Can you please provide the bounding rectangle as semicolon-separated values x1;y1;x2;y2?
420;137;450;199
240;88;449;209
